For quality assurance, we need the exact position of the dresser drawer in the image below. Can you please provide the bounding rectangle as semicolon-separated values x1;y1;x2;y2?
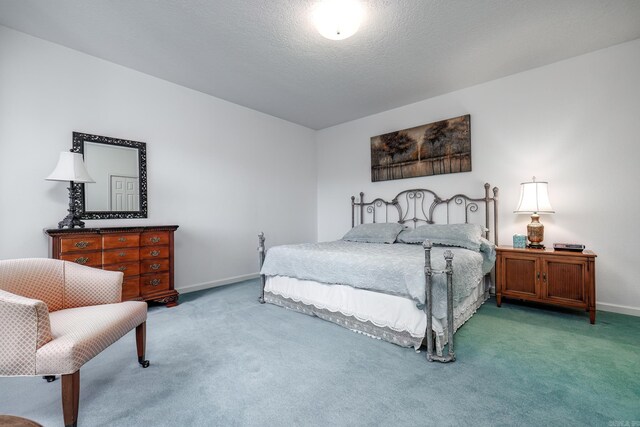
60;236;101;253
141;259;169;274
140;245;169;260
103;248;140;265
60;252;102;267
141;231;170;247
141;273;170;294
122;276;140;300
103;261;140;277
103;233;140;249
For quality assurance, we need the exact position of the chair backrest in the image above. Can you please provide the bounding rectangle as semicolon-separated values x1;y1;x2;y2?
0;258;65;312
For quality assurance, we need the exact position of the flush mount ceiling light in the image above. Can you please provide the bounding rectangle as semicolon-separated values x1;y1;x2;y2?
312;0;364;40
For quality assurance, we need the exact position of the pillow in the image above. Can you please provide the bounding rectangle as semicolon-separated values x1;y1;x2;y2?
396;223;484;251
342;223;404;244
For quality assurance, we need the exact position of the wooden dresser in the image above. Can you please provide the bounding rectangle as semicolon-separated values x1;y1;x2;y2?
45;225;179;306
496;246;596;323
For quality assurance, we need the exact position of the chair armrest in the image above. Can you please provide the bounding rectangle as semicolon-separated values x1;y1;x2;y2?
0;289;52;376
63;262;123;309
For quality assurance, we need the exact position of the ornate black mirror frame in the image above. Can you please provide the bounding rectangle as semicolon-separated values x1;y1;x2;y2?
71;132;148;219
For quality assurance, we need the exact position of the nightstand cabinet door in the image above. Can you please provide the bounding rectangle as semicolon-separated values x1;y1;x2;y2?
543;258;587;306
501;254;539;298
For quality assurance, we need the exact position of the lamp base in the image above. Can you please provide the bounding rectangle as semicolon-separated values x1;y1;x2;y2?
58;213;85;229
526;213;545;249
527;242;545;250
57;183;85;229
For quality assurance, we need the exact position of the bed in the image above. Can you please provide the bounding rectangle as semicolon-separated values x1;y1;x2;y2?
258;183;498;362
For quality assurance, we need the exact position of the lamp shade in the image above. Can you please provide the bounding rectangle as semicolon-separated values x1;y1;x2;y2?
46;151;95;183
312;0;364;40
514;177;554;214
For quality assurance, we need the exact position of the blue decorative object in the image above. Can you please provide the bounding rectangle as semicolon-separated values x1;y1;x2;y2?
513;234;527;249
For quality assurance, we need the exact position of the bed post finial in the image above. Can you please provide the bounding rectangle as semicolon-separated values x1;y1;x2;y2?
258;232;266;304
359;192;365;226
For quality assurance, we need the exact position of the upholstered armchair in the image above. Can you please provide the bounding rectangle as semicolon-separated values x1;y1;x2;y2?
0;258;150;427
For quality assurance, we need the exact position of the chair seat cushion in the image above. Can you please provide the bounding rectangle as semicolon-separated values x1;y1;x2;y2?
36;301;147;375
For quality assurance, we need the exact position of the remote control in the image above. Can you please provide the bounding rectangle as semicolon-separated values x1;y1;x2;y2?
553;243;585;252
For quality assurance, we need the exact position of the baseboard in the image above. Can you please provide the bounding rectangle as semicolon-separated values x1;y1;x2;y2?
596;302;640;317
178;272;260;294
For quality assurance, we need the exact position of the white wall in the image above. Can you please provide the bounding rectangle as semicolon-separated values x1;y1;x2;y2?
316;39;640;315
0;26;317;292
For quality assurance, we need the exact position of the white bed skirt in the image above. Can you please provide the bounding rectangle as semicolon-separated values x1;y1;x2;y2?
264;275;490;354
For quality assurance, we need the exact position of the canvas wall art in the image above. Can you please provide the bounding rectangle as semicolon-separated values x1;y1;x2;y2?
370;114;471;182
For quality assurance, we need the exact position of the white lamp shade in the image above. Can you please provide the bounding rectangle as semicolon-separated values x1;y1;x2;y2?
312;0;364;40
514;179;554;214
46;152;95;183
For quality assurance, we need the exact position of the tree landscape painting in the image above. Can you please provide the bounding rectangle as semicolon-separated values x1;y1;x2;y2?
370;115;471;182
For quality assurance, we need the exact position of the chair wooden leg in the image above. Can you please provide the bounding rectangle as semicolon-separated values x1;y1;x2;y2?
61;370;80;427
136;322;150;368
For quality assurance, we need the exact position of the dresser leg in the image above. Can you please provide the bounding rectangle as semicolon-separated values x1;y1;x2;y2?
589;309;595;324
496;294;502;307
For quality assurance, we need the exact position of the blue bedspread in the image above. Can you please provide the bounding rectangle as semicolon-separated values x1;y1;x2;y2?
260;241;494;317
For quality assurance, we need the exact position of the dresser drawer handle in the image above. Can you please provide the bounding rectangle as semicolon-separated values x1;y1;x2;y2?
118;266;128;271
150;237;161;243
118;237;127;242
150;263;161;270
149;279;161;286
74;241;90;249
74;257;89;265
118;252;126;257
150;250;161;257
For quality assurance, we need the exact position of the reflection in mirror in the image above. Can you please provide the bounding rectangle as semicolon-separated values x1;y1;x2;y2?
84;142;139;211
72;132;147;219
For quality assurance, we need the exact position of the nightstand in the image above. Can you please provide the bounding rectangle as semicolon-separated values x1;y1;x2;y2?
495;246;597;323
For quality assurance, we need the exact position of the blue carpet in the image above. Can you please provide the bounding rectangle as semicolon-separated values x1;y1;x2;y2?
1;279;639;426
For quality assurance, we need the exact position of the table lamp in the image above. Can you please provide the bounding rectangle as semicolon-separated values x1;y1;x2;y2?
514;176;554;249
46;151;95;229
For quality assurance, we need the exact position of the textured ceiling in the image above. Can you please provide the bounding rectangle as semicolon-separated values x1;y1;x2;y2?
1;0;640;129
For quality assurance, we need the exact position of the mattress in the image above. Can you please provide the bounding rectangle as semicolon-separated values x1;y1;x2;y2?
264;275;490;354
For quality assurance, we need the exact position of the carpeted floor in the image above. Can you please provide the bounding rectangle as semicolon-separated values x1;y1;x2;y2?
1;279;639;426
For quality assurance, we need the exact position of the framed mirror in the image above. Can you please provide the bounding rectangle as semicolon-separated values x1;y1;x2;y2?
72;132;148;219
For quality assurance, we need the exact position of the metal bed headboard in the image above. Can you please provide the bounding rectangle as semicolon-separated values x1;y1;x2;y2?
351;182;499;244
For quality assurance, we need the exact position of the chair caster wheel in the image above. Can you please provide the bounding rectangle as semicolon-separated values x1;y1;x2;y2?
43;375;56;382
139;358;150;368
